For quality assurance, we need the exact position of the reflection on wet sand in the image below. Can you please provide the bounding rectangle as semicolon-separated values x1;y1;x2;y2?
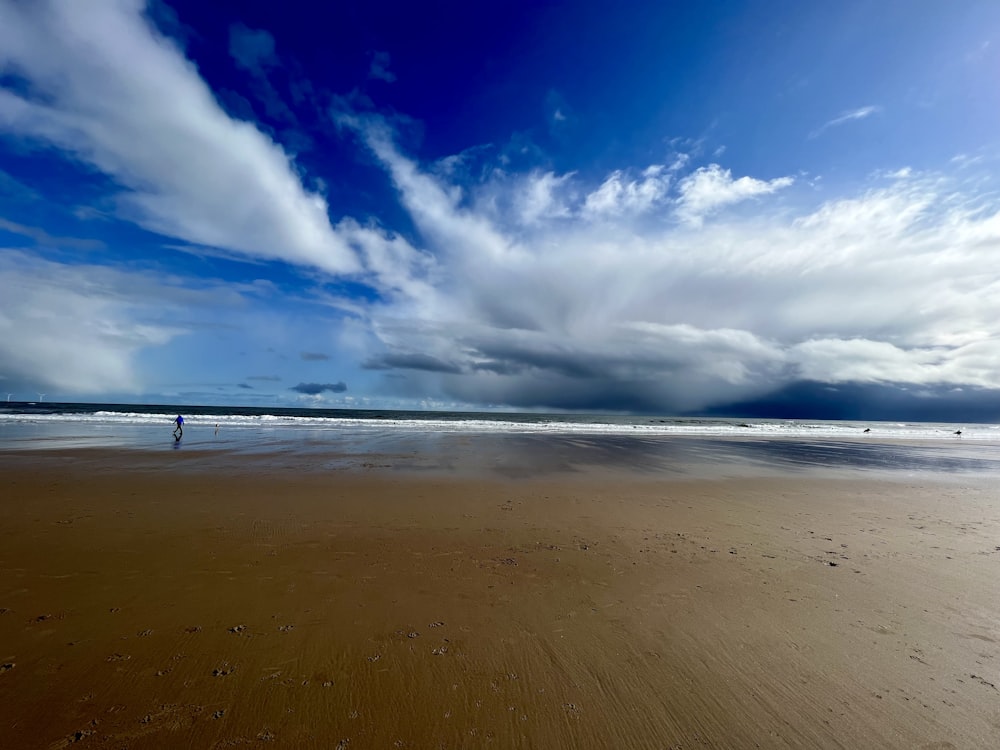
4;426;1000;479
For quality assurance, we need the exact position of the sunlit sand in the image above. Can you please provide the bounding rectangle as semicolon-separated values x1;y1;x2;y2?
1;445;999;747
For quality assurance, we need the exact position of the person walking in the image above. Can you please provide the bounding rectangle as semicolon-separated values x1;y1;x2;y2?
173;415;184;440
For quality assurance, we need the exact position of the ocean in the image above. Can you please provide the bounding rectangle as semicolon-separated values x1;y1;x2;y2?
2;401;999;477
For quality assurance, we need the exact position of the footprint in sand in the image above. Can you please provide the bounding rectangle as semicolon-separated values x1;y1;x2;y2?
428;621;445;628
278;624;294;632
212;664;235;677
67;728;96;743
0;662;14;673
971;674;998;690
228;624;247;634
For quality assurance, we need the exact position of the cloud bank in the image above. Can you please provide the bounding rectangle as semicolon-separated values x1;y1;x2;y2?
340;114;1000;412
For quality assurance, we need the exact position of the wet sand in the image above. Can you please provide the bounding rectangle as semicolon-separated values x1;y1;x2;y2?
1;455;999;748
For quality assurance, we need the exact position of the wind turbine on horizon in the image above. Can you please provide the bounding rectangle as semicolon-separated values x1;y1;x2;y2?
37;393;45;402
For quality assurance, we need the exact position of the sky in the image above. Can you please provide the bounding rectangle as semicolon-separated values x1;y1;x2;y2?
1;0;999;419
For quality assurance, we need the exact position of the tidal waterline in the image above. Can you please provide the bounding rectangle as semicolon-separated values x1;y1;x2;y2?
3;419;999;480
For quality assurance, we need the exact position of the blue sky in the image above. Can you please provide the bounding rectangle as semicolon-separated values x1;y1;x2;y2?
2;0;1000;417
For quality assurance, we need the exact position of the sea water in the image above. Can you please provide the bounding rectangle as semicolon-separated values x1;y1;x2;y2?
2;402;999;478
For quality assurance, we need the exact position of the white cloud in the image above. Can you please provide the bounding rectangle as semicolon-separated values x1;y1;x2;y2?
828;105;880;126
675;164;794;226
0;250;196;393
809;105;881;138
0;0;359;274
339;114;515;271
951;153;986;169
790;337;1000;388
515;171;572;225
668;153;690;172
337;218;439;306
582;165;670;219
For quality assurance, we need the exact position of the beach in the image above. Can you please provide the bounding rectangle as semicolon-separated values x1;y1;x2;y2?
2;447;1000;748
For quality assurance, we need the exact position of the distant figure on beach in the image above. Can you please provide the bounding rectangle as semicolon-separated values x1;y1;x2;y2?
954;429;962;436
173;415;184;440
863;428;870;433
214;423;219;436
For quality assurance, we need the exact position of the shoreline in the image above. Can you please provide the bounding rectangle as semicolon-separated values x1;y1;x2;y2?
3;428;999;482
1;455;999;747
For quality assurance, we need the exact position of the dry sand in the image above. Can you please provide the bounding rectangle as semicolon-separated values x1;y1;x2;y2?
1;456;999;748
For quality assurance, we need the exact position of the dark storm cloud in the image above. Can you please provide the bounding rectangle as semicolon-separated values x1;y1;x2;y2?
701;381;1000;423
471;360;525;376
300;352;330;361
470;342;602;379
290;381;347;395
370;325;786;414
442;372;697;415
363;353;463;374
237;383;253;389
